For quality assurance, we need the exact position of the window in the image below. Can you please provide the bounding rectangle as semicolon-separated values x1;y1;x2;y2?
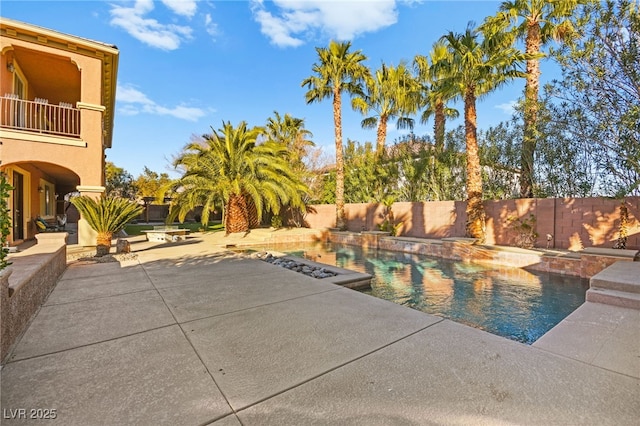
40;181;56;217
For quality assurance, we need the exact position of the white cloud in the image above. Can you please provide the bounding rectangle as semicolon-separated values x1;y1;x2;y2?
251;0;399;47
204;13;218;38
109;0;194;50
253;9;305;47
161;0;197;18
495;100;517;115
118;105;141;116
117;84;207;122
117;84;155;105
145;104;207;121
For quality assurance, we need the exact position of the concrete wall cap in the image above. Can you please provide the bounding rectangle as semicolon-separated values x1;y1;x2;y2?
35;233;68;245
442;237;477;243
581;247;638;258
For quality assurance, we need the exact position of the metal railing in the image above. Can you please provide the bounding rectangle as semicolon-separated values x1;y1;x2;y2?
0;95;81;138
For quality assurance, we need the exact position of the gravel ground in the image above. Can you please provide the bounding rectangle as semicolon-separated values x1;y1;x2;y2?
67;251;139;263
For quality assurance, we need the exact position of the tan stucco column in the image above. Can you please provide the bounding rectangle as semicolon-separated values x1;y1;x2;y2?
76;185;104;247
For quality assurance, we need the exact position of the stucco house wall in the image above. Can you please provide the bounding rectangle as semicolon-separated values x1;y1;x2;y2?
0;18;118;246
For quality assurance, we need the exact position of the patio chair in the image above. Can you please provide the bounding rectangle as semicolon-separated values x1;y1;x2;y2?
56;214;67;230
35;216;63;232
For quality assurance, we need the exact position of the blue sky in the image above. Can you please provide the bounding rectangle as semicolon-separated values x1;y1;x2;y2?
1;0;558;178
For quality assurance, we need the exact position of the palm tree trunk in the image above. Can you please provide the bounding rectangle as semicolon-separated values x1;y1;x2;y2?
245;194;260;229
333;88;347;230
434;99;445;151
96;232;112;256
376;114;388;156
226;193;249;234
520;22;542;198
464;86;485;241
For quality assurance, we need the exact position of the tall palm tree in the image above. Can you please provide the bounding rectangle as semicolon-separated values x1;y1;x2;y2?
302;40;370;230
438;24;527;241
484;0;584;198
70;196;143;256
351;62;420;155
170;121;308;234
414;42;459;150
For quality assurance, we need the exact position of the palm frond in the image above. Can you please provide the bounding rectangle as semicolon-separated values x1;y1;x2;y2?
171;120;310;232
71;196;143;234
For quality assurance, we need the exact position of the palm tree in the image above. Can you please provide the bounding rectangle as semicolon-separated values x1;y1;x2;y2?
414;42;459;151
264;111;315;171
70;196;143;256
302;40;370;230
483;0;584;198
351;62;420;155
438;24;527;241
264;111;315;226
170;121;308;234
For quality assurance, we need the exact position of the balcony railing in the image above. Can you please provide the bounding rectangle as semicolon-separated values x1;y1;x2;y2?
0;95;80;138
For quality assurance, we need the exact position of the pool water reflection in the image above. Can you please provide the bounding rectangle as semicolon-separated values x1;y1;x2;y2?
270;242;589;345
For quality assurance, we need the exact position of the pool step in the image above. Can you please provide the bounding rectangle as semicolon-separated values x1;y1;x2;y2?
586;288;640;310
586;261;640;310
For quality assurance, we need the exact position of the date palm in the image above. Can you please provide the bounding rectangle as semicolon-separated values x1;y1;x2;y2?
302;40;369;230
484;0;585;197
70;196;143;256
414;42;459;151
438;24;527;241
170;121;307;234
351;62;420;155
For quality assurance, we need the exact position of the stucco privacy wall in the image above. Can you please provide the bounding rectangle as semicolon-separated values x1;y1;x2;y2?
304;196;640;251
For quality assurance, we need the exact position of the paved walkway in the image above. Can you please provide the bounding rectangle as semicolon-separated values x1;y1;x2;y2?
1;231;639;425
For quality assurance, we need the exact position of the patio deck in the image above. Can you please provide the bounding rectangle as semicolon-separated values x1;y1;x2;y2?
1;229;638;424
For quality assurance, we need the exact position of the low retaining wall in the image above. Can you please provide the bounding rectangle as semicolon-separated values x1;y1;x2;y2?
328;231;638;279
1;233;67;363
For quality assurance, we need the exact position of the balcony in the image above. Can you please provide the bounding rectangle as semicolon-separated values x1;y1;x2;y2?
0;95;80;138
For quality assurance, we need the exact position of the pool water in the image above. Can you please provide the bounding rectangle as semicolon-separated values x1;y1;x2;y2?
263;242;589;345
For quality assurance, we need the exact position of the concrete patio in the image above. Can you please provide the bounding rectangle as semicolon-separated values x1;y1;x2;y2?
1;230;639;425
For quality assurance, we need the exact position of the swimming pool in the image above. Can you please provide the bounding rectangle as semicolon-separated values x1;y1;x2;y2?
257;241;589;344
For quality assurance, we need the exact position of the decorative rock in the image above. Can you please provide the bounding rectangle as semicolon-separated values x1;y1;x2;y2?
255;252;339;280
116;238;131;254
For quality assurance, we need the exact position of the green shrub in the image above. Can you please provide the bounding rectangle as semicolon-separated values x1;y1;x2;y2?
378;197;403;236
271;215;283;229
71;196;143;256
507;214;538;249
1;173;13;271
